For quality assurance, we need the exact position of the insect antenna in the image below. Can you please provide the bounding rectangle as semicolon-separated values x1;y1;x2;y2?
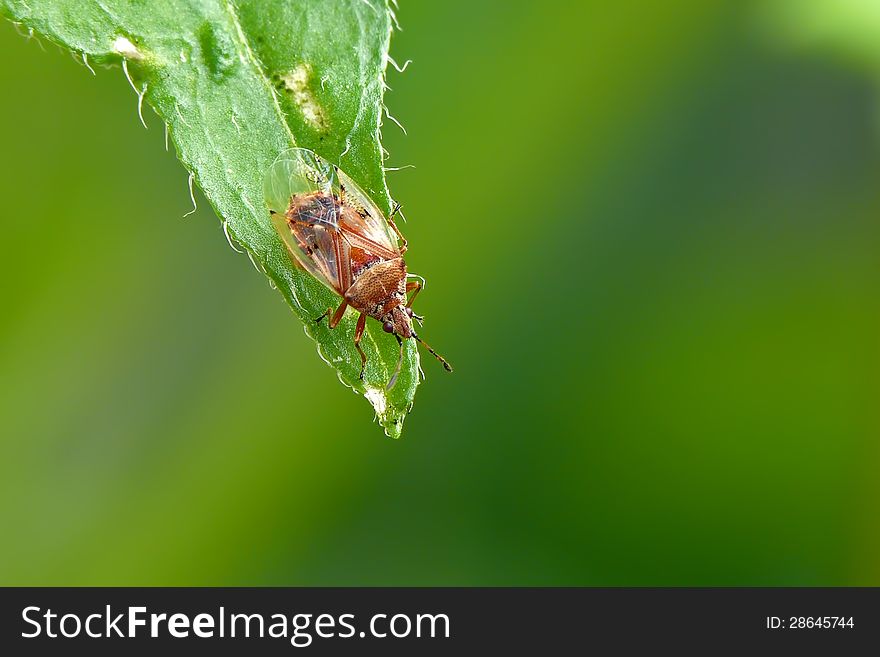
387;335;405;391
412;332;453;372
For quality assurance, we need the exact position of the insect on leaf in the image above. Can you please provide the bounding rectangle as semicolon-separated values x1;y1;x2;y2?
0;0;420;438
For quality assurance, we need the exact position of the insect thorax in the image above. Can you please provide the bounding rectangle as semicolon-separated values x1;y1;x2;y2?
345;258;409;326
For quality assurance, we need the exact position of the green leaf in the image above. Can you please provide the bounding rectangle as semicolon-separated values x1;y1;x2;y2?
0;0;418;438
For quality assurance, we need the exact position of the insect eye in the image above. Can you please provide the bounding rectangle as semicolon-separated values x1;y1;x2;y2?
405;307;414;318
382;321;394;334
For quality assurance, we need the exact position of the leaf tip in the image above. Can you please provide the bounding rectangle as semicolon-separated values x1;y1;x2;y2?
364;386;406;439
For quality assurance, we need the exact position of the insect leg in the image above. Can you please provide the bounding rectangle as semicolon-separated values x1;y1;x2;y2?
353;312;368;380
316;300;348;327
387;203;408;254
404;280;425;324
405;279;422;307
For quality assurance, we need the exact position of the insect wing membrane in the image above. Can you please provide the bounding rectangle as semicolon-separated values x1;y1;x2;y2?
336;168;399;256
266;149;347;293
265;148;401;290
270;211;346;293
264;148;337;215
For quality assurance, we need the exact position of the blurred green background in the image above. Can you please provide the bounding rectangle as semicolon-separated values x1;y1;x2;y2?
1;0;879;585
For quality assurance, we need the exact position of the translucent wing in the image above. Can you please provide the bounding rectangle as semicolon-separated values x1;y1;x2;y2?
336;167;400;259
270;211;350;294
265;148;400;291
264;147;337;215
265;148;351;294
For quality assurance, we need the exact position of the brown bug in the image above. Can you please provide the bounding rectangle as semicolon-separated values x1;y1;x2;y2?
264;147;452;386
